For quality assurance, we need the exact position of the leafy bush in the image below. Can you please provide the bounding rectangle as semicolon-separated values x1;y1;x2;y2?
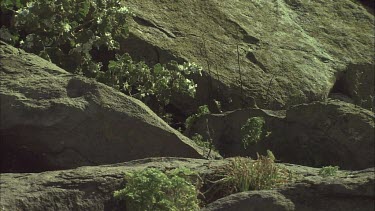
114;167;200;211
204;152;291;201
1;0;131;75
0;0;203;122
1;0;26;9
191;133;210;149
185;105;210;129
319;166;339;177
240;117;265;149
101;55;202;112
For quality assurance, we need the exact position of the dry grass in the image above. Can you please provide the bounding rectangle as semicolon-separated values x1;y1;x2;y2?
202;152;292;203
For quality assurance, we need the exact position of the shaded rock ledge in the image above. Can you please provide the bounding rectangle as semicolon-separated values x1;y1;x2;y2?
0;158;373;211
0;41;217;173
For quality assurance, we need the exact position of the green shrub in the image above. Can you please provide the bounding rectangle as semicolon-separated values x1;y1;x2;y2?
1;0;27;10
240;117;265;149
319;166;339;177
0;0;203;123
185;105;210;129
114;167;200;211
1;0;131;75
101;55;202;111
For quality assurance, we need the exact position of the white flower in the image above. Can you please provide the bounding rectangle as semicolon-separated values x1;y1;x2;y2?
17;8;29;16
118;6;129;14
188;84;197;93
63;23;71;32
97;17;102;24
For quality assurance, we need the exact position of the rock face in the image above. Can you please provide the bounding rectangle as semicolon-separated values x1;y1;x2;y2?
0;158;214;211
202;167;375;211
276;100;375;170
1;157;373;211
0;41;208;172
329;63;374;111
187;100;375;170
121;0;374;111
1;1;374;210
185;107;286;158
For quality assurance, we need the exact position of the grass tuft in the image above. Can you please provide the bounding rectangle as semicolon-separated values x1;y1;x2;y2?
202;152;292;203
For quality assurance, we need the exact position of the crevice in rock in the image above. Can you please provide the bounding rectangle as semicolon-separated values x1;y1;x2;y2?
357;0;374;15
133;16;176;38
1;135;52;173
89;44;116;73
328;72;354;103
225;18;260;45
51;146;98;167
133;16;156;28
246;51;268;73
120;33;184;66
164;103;187;130
329;63;374;110
66;78;99;98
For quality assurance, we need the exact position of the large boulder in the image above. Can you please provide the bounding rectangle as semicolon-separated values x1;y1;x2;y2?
275;99;375;170
1;157;373;211
186;100;375;170
0;158;215;211
0;41;211;172
121;0;374;111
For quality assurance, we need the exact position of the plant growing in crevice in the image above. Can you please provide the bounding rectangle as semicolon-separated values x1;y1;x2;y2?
236;44;244;101
114;167;200;211
191;131;218;158
202;152;292;203
319;166;339;177
240;117;266;149
185;105;210;130
191;134;215;151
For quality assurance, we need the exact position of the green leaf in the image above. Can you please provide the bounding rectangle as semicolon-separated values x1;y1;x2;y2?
78;0;90;17
1;0;18;10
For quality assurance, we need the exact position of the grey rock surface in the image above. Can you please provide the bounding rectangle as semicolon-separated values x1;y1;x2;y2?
121;0;374;111
0;41;210;172
202;167;374;211
1;158;373;211
187;100;374;170
276;100;375;170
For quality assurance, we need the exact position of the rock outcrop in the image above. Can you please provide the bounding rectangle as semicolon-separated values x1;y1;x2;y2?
0;158;214;211
276;100;375;170
202;167;374;211
184;107;286;158
0;1;374;210
0;41;210;172
187;100;375;170
329;63;374;111
121;0;374;111
1;157;373;211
